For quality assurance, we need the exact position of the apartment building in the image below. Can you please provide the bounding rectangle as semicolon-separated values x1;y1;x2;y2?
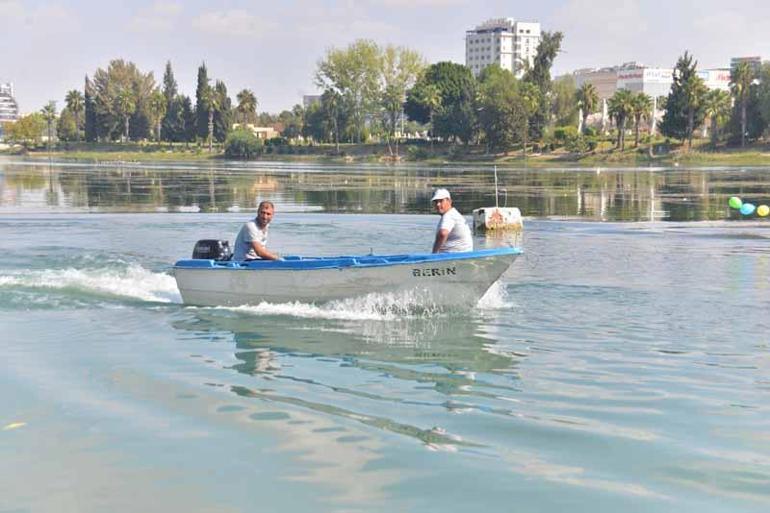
0;82;19;123
465;18;541;78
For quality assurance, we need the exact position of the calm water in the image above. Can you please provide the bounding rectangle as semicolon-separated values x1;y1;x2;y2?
1;158;769;512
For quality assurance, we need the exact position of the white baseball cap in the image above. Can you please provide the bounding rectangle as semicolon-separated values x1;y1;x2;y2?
430;188;451;202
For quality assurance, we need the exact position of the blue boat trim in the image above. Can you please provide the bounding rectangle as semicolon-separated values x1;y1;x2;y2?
173;247;522;271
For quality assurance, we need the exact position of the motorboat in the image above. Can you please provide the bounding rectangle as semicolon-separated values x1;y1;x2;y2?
173;246;521;307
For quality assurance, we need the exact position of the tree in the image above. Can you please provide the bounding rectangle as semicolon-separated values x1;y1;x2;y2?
212;80;232;143
630;92;652;148
523;31;564;140
730;62;754;148
410;83;440;149
702;89;731;147
84;75;97;142
162;60;178;107
608;89;634;150
57;108;78;142
3;113;45;148
321;89;342;152
477;65;527;153
148;89;166;143
91;59;155;141
405;62;477;143
576;83;599;134
195;62;210;140
379;45;425;155
181;95;196;144
315;39;383;143
551;75;578;127
660;52;707;144
682;73;707;148
115;89;136;142
519;82;540;157
41;101;57;150
201;85;220;151
65;90;84;142
235;89;258;125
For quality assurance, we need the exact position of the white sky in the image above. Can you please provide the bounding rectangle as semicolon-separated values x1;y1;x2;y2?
2;0;770;114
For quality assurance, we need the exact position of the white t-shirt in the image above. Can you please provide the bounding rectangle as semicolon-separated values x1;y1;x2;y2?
436;207;473;252
233;220;269;260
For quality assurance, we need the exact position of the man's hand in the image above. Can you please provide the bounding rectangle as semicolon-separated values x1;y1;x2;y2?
432;229;449;253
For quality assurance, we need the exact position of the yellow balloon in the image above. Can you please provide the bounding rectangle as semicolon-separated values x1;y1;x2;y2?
757;205;770;217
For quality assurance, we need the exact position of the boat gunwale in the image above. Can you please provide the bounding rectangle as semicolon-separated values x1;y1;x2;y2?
173;247;522;272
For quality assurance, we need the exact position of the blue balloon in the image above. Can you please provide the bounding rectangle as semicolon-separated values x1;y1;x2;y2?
740;203;756;215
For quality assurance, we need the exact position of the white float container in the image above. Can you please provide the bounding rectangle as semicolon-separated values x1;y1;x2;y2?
472;207;523;233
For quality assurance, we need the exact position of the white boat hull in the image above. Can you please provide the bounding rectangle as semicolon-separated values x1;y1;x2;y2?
173;249;520;307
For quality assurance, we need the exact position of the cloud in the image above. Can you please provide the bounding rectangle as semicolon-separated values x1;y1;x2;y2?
129;1;183;33
372;0;465;6
1;2;80;35
191;10;278;38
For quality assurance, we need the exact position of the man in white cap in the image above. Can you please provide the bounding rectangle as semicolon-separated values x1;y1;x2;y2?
233;200;281;261
431;188;473;253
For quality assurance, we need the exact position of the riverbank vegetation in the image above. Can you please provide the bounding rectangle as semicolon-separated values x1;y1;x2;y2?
4;37;770;166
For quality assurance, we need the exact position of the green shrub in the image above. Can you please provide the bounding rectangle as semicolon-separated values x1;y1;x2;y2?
224;129;264;159
554;125;579;143
406;145;429;160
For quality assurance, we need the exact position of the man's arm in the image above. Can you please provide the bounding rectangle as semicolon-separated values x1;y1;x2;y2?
432;229;449;253
251;241;280;260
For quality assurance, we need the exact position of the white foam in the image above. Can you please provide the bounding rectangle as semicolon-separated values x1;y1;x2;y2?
214;289;447;322
477;281;510;310
0;265;181;303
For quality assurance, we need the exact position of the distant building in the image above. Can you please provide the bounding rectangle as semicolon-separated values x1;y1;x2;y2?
698;68;731;91
574;62;729;102
0;82;19;123
730;56;762;75
573;67;620;100
465;18;541;78
616;64;673;98
302;95;321;109
233;123;278;140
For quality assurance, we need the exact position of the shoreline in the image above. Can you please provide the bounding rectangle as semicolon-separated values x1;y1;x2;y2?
4;145;770;168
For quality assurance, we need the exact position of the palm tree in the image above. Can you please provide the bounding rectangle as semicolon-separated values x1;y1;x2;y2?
418;84;441;152
236;89;257;125
730;62;753;148
201;85;221;152
576;83;598;134
630;92;652;148
41;101;57;151
148;89;166;144
65;90;84;142
608;89;634;150
682;74;707;149
115;89;136;143
702;89;732;148
519;82;540;158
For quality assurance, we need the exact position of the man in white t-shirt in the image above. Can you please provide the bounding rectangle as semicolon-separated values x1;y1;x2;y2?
431;188;473;253
233;201;280;261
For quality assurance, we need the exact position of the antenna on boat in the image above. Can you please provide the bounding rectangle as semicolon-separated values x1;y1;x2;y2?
494;165;499;208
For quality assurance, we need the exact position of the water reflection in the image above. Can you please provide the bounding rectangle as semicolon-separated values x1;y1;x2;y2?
172;308;522;448
3;157;770;221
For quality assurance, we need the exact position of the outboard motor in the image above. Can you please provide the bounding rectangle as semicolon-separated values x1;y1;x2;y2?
192;239;232;261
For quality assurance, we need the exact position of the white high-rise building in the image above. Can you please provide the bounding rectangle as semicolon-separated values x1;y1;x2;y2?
0;82;19;123
465;18;541;78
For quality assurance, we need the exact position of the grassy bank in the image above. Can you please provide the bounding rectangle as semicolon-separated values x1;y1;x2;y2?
4;140;770;167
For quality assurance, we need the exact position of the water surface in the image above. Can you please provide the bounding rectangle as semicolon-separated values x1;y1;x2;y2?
1;158;769;512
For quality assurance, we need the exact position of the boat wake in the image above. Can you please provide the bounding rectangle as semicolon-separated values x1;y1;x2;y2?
0;264;181;307
208;283;510;322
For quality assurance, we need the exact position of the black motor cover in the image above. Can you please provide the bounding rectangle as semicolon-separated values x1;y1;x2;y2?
192;239;232;260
